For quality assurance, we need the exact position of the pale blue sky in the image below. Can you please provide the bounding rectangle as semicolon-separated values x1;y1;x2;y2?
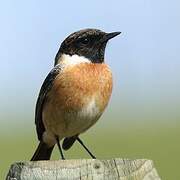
0;0;180;129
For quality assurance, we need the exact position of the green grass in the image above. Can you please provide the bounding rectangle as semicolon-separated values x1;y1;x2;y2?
1;122;180;179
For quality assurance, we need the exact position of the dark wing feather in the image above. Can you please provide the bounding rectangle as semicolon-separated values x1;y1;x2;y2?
35;64;62;140
62;135;78;150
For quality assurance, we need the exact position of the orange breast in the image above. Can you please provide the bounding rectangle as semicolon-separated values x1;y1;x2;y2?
47;63;113;113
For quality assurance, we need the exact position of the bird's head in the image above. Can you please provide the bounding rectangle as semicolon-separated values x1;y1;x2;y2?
55;28;121;65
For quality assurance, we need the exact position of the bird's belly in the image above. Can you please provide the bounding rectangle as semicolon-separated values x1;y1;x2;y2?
63;98;101;136
43;97;101;139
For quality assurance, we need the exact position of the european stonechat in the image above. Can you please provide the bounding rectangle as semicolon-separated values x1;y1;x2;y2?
31;28;121;160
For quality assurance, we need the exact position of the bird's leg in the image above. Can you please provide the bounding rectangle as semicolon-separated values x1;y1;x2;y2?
77;137;96;159
55;136;65;160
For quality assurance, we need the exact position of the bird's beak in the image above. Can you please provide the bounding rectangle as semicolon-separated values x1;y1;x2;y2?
101;32;121;43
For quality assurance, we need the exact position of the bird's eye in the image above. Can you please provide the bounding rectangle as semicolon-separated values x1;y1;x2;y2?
80;38;90;45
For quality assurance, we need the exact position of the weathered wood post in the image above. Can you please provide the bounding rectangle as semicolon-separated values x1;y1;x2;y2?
6;158;161;180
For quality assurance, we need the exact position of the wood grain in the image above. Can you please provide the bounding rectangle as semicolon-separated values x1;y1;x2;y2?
6;158;161;180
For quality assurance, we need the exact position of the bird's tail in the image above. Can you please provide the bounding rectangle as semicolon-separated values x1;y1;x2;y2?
31;141;54;161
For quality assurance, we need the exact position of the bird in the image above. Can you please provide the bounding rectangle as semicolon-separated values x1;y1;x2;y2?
31;28;121;161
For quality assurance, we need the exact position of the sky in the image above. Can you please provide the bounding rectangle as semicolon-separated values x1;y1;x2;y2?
0;0;180;130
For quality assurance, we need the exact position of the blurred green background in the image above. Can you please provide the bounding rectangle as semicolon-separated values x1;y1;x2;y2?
1;0;180;179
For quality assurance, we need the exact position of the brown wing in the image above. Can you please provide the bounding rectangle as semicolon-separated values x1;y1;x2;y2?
35;65;62;140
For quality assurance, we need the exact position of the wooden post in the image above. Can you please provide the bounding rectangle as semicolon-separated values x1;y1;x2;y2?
6;158;161;180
